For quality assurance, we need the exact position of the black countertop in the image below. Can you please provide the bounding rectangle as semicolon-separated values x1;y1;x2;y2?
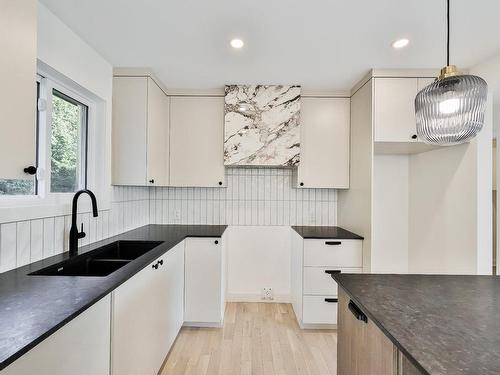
332;273;500;375
292;226;363;239
0;224;226;370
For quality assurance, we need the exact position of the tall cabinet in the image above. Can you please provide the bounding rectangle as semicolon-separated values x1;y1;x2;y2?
112;74;170;186
338;70;491;275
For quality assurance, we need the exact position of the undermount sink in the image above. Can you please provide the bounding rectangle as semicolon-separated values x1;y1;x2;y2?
29;240;163;277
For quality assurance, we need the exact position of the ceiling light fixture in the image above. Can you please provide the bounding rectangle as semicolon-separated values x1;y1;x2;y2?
230;38;244;49
392;38;409;49
415;0;487;146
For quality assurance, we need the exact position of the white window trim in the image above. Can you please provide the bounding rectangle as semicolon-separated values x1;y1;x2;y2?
0;65;107;222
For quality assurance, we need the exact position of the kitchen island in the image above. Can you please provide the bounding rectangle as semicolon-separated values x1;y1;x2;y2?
332;273;500;375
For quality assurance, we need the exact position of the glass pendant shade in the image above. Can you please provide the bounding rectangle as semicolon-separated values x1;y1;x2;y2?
415;72;488;146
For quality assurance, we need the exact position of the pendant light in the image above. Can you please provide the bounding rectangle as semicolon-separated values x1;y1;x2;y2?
415;0;488;146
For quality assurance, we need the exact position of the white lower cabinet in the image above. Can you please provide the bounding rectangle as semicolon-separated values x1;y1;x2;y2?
111;242;184;375
2;296;111;375
184;237;226;326
291;230;363;328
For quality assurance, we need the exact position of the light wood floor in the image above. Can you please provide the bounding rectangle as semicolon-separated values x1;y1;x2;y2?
160;302;337;375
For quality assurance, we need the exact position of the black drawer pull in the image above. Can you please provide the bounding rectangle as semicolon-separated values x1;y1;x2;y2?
325;241;341;246
325;270;341;275
324;298;338;303
348;300;367;323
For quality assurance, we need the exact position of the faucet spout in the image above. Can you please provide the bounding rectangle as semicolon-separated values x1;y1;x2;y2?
69;189;98;256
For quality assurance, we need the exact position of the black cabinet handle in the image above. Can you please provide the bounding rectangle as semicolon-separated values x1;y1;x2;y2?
411;134;417;140
158;259;163;266
325;241;341;246
24;166;37;175
214;240;219;245
218;181;223;186
149;179;155;184
152;263;159;270
348;300;368;323
300;182;304;187
325;270;341;275
324;298;338;303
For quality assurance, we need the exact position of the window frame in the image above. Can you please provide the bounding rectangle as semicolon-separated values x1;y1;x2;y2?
0;68;97;210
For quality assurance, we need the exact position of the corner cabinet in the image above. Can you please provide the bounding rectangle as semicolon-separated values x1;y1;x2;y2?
338;287;424;375
2;296;111;375
112;76;170;186
169;96;225;187
297;97;350;189
111;242;184;375
291;230;362;328
184;237;226;326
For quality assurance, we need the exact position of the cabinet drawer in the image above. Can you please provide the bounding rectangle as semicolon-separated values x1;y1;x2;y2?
303;239;362;267
303;267;362;296
302;295;338;325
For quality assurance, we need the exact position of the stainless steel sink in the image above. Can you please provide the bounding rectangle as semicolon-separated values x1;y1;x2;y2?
29;240;163;277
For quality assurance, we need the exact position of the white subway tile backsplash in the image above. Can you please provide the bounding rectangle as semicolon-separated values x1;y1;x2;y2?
16;221;31;267
0;223;16;272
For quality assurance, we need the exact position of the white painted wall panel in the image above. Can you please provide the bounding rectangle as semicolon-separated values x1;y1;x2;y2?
226;226;292;301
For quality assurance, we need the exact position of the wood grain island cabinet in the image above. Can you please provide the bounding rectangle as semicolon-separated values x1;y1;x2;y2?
338;287;423;375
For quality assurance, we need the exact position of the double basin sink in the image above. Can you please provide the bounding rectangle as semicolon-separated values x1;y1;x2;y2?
30;240;163;277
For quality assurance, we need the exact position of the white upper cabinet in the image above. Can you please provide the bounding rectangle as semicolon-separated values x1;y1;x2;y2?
374;78;419;142
169;96;225;187
297;97;350;188
112;76;169;186
0;0;37;180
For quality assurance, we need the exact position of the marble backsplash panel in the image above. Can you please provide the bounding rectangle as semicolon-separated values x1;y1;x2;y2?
224;85;301;167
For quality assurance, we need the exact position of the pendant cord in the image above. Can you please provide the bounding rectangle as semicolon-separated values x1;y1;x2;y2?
447;0;450;66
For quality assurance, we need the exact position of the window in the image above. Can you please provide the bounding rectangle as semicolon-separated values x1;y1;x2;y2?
50;89;88;193
0;74;89;196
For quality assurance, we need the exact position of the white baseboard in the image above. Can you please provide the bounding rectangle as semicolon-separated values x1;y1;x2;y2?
226;293;292;303
299;322;337;330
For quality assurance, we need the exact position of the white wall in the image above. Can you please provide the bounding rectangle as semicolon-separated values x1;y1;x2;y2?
37;2;113;209
372;155;409;273
225;226;291;302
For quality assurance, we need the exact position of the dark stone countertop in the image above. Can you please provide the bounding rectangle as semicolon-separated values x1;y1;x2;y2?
292;226;363;240
332;273;500;375
0;224;226;370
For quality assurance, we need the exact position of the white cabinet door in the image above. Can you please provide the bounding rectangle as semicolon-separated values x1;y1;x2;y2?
112;245;183;375
298;97;350;188
184;237;224;325
374;78;418;142
112;76;148;185
169;96;225;187
147;79;170;186
0;0;37;180
112;76;169;186
162;242;185;353
2;296;111;375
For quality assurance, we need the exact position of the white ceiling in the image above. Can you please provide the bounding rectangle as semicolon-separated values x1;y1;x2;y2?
40;0;500;92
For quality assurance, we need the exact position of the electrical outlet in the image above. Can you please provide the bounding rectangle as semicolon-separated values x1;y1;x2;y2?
174;209;181;221
262;287;274;300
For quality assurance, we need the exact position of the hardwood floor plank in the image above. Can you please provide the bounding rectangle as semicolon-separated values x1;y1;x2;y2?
161;303;337;375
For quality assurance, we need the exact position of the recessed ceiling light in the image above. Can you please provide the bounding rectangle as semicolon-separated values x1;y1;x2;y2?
392;38;409;49
230;38;244;49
